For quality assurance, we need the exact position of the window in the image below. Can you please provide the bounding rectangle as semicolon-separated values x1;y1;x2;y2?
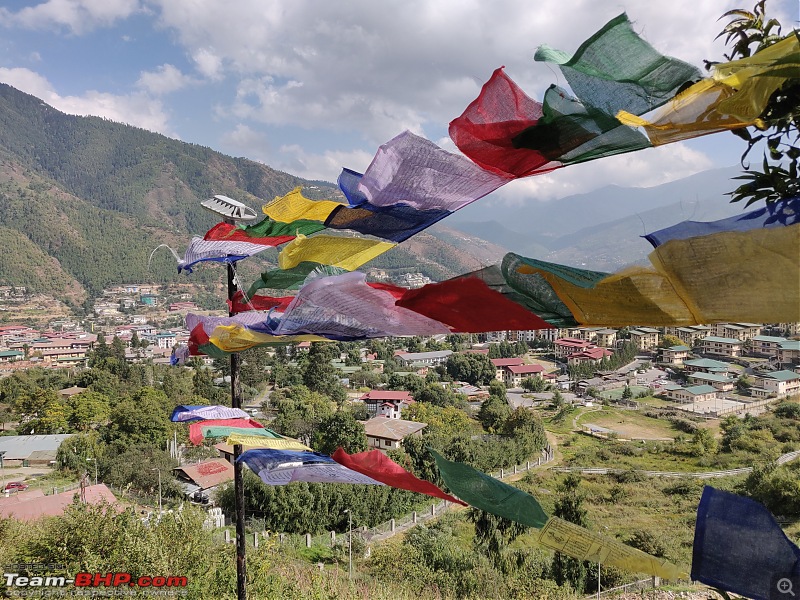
384;439;391;447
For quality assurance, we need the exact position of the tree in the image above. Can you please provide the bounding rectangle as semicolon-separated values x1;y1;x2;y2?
65;391;110;432
445;353;495;386
521;376;547;392
470;509;528;571
413;384;465;408
621;385;633;400
477;395;512;433
104;387;171;450
302;343;340;396
551;474;589;593
270;385;334;440
313;411;368;455
659;334;683;348
691;427;719;457
714;2;800;206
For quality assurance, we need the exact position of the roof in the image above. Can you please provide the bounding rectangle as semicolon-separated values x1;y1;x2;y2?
666;345;690;352
59;386;87;397
759;370;800;382
555;338;590;347
684;358;730;369
360;390;413;402
779;340;800;350
0;350;24;357
753;335;788;343
0;435;73;461
397;350;453;361
506;364;545;374
0;484;118;521
688;372;734;383
701;336;743;345
362;417;427;441
174;458;234;489
490;358;525;367
569;348;612;360
683;385;717;395
630;327;660;334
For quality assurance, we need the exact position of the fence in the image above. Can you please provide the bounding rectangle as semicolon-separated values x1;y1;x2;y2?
225;444;555;550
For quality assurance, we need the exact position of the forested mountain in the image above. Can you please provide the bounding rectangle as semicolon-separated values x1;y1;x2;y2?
0;84;516;308
0;83;348;306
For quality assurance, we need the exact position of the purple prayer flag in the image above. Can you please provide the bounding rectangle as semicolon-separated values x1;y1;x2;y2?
171;405;250;422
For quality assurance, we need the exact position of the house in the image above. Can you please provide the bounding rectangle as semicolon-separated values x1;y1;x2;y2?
0;350;24;363
0;434;73;467
173;458;234;496
698;337;743;358
660;345;690;365
663;385;718;404
154;332;177;349
664;325;714;348
777;340;800;367
490;357;524;381
594;329;618;347
58;386;87;401
687;372;736;392
683;358;730;375
567;347;612;367
750;335;788;358
628;327;661;351
359;390;414;418
503;364;545;387
554;338;593;359
395;350;452;367
362;417;427;451
750;370;800;399
777;322;800;336
713;323;762;341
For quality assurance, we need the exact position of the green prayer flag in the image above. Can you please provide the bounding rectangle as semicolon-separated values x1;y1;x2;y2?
431;450;548;529
201;426;283;439
241;218;326;238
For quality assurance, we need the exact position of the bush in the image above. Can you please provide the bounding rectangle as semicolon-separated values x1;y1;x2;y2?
612;469;647;483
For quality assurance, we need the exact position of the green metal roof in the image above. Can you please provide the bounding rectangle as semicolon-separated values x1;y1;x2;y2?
667;345;690;351
688;372;734;383
761;370;800;382
684;358;729;369
701;336;742;344
779;340;800;351
752;335;788;343
684;385;717;395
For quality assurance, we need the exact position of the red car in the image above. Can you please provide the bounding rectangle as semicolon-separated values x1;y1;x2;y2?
3;482;29;492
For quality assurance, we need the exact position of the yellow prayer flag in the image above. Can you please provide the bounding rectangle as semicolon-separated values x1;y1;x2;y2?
278;234;396;271
226;432;311;451
649;223;800;324
537;517;685;580
262;186;343;223
617;36;798;146
209;324;329;353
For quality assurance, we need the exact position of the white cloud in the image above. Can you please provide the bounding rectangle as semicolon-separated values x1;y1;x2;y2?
219;122;374;182
0;0;141;34
0;67;174;136
146;0;743;146
136;64;195;95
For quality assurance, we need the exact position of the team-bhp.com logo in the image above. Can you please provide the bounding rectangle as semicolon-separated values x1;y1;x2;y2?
4;568;188;596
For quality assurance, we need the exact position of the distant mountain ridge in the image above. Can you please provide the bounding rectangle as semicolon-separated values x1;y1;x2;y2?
443;165;749;270
0;82;751;307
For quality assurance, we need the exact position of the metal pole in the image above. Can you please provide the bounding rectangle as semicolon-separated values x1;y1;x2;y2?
228;259;247;600
348;510;353;580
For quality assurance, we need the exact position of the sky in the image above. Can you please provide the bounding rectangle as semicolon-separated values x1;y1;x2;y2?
0;0;796;206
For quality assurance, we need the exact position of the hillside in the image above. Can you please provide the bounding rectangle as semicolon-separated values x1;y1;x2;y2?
0;82;754;306
0;84;526;307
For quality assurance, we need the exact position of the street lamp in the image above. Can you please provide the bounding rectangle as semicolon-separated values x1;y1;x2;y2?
343;509;352;580
201;195;258;600
86;458;98;486
150;468;162;515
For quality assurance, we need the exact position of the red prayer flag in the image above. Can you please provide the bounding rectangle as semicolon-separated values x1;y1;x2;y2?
396;276;553;332
204;222;295;247
332;448;467;505
449;68;561;178
228;291;295;314
188;418;264;445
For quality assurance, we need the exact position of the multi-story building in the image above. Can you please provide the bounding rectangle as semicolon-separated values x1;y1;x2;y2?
628;327;661;351
698;337;743;358
750;370;800;399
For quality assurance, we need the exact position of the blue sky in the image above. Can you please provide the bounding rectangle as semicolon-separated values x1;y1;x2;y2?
0;0;795;205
